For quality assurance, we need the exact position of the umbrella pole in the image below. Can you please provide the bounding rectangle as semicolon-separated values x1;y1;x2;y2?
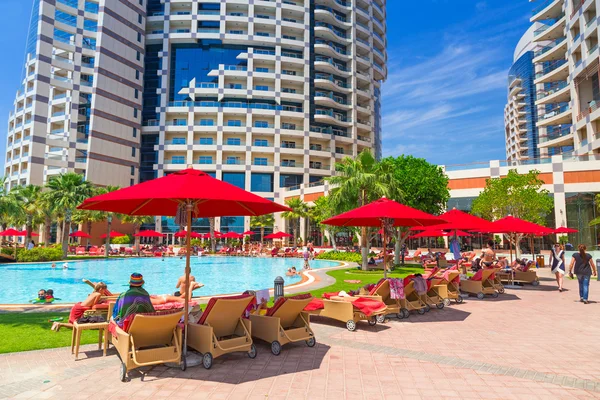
382;222;387;279
183;202;193;358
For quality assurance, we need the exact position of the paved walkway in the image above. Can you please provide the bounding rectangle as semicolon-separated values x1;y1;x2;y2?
2;268;600;399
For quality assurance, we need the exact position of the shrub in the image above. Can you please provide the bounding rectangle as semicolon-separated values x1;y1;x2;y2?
190;238;202;246
316;250;362;263
17;247;63;262
111;235;132;245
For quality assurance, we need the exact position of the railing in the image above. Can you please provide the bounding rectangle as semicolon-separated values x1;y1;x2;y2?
197;28;219;33
170;29;190;34
223;65;248;71
587;16;597;28
173;11;191;15
144;119;160;126
314;73;351;88
197;158;214;165
315;39;348;56
356;37;370;47
571;0;585;17
225;159;243;165
165;139;186;145
534;59;567;78
84;1;99;14
589;43;599;55
540;104;569;119
358;135;371;142
315;22;348;39
57;0;78;8
539;125;572;143
224;140;245;146
315;109;351;122
194;139;215;145
373;47;385;58
75;157;87;163
282;51;303;59
533;37;566;58
315;5;347;22
196;82;218;88
253;160;274;166
532;0;556;15
315;91;349;105
536;81;568;100
165;158;186;165
309;163;330;170
372;1;384;14
53;55;72;64
356;5;369;15
198;10;220;15
578;99;600;121
314;56;349;72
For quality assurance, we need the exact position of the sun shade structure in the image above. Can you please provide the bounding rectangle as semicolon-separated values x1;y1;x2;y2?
174;231;202;239
69;231;91;238
19;231;39;237
484;216;553;262
133;230;165;237
323;197;444;278
412;208;494;232
99;231;125;239
77;168;290;359
410;229;472;238
0;229;24;236
221;232;244;239
264;231;293;239
554;226;578;234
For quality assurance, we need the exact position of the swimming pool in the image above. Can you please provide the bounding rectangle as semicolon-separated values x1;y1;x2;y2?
1;256;340;304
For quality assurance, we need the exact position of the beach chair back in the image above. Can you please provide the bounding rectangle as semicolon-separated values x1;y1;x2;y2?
404;280;415;296
269;297;312;328
370;279;390;300
200;295;254;337
128;311;183;348
481;269;495;282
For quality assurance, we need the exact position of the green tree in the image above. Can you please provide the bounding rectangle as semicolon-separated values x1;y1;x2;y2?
121;215;154;254
13;185;43;244
471;169;553;256
72;208;104;246
326;149;399;269
282;197;309;243
309;195;343;249
43;173;94;257
209;217;216;252
380;155;450;264
0;178;20;231
250;214;274;244
94;186;120;257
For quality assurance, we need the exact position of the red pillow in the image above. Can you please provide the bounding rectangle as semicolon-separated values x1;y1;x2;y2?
322;292;340;299
304;298;324;311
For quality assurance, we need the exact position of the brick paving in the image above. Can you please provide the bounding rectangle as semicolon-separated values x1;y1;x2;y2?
2;268;600;399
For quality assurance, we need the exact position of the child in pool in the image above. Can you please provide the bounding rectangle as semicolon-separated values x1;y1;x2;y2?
45;289;55;303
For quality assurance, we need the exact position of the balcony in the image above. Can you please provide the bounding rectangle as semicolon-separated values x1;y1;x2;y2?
536;81;569;102
538;104;571;126
531;0;563;21
534;59;568;83
577;99;600;121
533;37;566;61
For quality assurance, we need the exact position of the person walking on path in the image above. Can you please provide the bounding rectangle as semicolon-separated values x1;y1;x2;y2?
550;243;566;292
568;244;597;304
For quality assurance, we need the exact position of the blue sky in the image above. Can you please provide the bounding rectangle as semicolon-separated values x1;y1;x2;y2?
0;0;532;166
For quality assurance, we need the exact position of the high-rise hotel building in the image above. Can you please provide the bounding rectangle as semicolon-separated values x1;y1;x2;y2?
5;0;387;194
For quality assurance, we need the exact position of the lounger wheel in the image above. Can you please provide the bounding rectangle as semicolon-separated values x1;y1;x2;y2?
248;344;257;359
368;317;377;326
532;280;540;286
202;352;213;369
119;362;127;382
424;304;431;312
476;292;485;300
443;298;451;307
271;341;282;356
492;292;499;298
417;308;426;315
180;356;187;371
436;302;444;310
306;337;316;347
401;308;410;319
397;312;404;320
455;296;464;304
498;285;505;294
376;314;385;324
346;320;357;331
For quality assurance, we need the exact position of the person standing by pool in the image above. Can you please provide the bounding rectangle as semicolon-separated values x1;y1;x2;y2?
550;243;566;292
112;273;154;326
27;240;35;250
568;245;597;304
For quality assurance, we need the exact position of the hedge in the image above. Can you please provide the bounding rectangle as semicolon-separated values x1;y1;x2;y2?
315;250;362;263
1;247;63;262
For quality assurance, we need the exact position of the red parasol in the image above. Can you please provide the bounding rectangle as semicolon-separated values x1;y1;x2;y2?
221;232;244;239
484;216;553;262
69;231;91;238
410;229;472;238
323;197;444;277
0;229;25;236
264;231;293;239
99;231;125;239
20;230;39;237
77;168;289;360
243;230;255;235
133;230;164;237
554;226;578;234
174;231;202;239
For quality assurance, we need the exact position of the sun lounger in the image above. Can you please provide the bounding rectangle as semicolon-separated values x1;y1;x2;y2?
187;294;257;369
356;278;403;320
250;294;315;355
75;246;86;255
459;269;498;299
496;264;540;286
399;280;428;317
421;279;448;310
430;269;462;304
304;296;387;331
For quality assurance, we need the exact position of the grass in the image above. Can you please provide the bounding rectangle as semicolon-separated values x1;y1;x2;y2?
0;312;98;354
0;264;425;354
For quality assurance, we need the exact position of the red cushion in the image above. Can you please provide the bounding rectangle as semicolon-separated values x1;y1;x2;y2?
92;303;109;310
199;294;251;325
154;301;198;311
351;297;385;317
122;309;182;332
304;298;324;311
471;270;483;281
322;292;340;299
267;297;286;316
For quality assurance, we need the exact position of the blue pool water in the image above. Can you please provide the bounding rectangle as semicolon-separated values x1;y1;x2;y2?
1;257;340;304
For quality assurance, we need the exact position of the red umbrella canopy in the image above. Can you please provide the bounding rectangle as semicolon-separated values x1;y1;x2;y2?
411;229;473;238
20;230;40;237
554;226;578;234
133;230;164;238
264;232;293;239
78;168;290;217
322;197;444;228
221;232;244;239
0;229;25;236
412;208;494;232
69;230;91;238
486;216;551;235
243;230;255;235
99;231;125;239
174;231;202;238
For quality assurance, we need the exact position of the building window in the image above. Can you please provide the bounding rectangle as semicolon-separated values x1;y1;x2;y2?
132;147;136;157
136;70;140;80
281;159;296;167
130;166;134;175
282;141;296;148
133;108;138;118
256;67;269;73
280;174;302;188
130;178;135;186
226;156;240;165
226;138;241;145
253;139;268;147
198;137;213;145
254;121;269;128
199;119;214;126
255;85;269;91
134;89;138;99
251;173;273;192
138;14;142;24
227;120;242;127
222;172;245;189
199;156;213;164
254;157;268;166
137;32;142;42
139;0;143;5
171;156;185;164
133;127;137;137
136;51;141;61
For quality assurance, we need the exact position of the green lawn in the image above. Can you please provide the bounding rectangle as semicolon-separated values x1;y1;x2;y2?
0;264;425;354
0;312;98;354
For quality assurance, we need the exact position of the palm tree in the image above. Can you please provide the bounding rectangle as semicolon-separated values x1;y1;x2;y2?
209;217;216;252
326;149;399;269
309;196;337;248
282;198;309;245
250;214;274;244
94;186;119;257
44;173;94;257
121;215;154;254
13;185;42;244
72;208;104;247
0;178;20;231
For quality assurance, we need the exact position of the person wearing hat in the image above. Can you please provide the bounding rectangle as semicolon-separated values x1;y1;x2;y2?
112;273;154;326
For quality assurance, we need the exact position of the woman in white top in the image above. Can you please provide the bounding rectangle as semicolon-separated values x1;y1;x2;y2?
549;243;565;292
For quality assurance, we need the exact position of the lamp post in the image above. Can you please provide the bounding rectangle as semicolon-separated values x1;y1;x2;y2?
274;276;284;301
